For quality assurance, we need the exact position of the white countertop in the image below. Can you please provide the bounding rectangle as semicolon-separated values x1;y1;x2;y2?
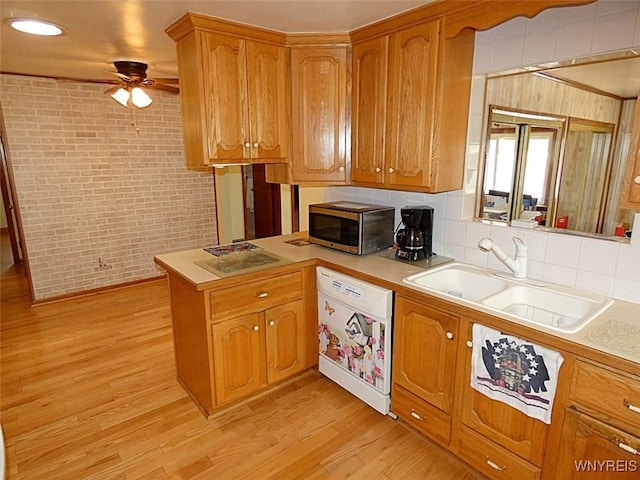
155;232;640;368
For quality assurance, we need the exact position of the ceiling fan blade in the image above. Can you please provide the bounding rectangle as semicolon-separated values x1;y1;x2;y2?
148;83;180;94
151;78;180;85
113;72;133;82
104;84;122;94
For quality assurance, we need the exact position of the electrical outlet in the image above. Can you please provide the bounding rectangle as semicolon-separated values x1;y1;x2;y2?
96;258;112;270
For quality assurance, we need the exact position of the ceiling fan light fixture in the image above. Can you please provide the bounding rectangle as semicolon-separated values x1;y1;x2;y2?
111;87;130;107
131;87;152;108
9;18;65;36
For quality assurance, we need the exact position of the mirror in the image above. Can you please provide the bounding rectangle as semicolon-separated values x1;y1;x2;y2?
478;51;640;237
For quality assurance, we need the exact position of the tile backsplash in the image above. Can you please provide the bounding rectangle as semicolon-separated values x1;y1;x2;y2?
322;187;639;304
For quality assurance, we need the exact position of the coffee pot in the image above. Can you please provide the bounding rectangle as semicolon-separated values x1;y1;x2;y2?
395;206;434;261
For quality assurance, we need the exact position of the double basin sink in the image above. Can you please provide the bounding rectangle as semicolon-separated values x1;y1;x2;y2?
403;263;613;333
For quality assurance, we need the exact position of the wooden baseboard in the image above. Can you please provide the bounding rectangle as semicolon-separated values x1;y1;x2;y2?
32;274;167;306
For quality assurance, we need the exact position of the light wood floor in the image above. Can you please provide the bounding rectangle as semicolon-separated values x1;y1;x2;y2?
0;234;480;479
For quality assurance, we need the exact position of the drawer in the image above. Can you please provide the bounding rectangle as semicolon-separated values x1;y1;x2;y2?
458;425;541;480
571;360;640;437
553;408;640;480
391;384;451;446
210;271;303;320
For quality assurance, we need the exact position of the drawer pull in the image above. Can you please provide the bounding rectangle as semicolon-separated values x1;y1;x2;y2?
618;442;639;456
256;292;269;298
253;325;260;332
624;400;640;415
410;410;425;421
466;340;473;348
269;320;275;327
485;457;506;471
446;331;454;340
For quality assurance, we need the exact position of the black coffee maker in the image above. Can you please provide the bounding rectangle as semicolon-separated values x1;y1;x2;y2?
395;206;434;261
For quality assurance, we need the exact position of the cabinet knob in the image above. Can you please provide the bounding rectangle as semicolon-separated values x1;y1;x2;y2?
375;167;381;173
410;410;425;421
618;442;639;456
253;142;259;148
635;175;640;185
256;292;269;298
269;320;275;327
485;457;506;471
245;142;251;148
624;400;640;415
253;325;260;332
338;166;345;173
446;331;454;340
388;168;394;174
466;340;473;348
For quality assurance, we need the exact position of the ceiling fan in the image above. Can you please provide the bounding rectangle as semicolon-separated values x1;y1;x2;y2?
105;61;179;109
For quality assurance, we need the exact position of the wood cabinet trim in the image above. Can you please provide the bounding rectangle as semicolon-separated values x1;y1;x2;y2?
443;0;596;39
166;12;286;45
348;0;595;43
285;34;351;46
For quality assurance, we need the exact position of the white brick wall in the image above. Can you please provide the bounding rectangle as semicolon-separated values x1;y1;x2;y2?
1;75;218;301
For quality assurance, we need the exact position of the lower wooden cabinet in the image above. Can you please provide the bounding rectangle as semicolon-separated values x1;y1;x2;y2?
458;321;549;467
392;296;458;414
212;299;305;405
391;296;458;446
165;265;315;416
569;360;640;437
458;424;542;480
545;360;640;479
213;313;265;404
554;408;640;479
391;384;452;445
265;300;306;384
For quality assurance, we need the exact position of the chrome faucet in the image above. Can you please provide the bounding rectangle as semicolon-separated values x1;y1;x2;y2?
478;236;527;279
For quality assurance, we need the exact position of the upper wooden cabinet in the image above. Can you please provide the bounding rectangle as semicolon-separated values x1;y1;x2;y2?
267;44;350;185
291;46;349;183
351;20;474;192
351;37;389;185
168;2;593;174
167;14;288;168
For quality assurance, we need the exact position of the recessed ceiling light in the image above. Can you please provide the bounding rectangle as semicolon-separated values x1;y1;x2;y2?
9;18;66;36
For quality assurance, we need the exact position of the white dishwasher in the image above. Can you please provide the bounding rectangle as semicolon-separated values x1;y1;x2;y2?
317;267;393;414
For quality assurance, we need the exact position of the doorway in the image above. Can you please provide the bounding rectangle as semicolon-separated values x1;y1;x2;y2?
0;108;24;267
213;164;286;245
245;164;282;239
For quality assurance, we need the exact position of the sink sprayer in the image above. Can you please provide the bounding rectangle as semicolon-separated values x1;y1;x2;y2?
478;237;527;279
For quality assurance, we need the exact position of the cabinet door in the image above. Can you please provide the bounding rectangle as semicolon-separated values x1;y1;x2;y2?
554;408;640;479
385;20;439;190
265;299;305;384
351;37;388;186
290;46;348;183
459;325;548;466
201;32;249;160
246;41;288;160
392;296;458;413
212;313;266;405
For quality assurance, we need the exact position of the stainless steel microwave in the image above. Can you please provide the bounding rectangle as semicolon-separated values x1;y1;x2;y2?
308;201;395;255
